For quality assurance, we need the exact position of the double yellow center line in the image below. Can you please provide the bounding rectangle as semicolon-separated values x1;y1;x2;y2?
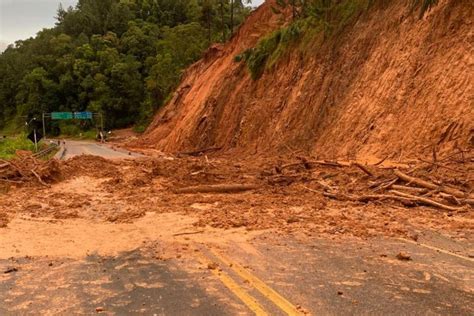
197;247;303;315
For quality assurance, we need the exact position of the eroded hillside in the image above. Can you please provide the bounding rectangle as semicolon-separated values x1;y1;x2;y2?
138;0;472;161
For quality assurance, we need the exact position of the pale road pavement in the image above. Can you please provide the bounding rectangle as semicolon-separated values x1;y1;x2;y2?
56;140;143;160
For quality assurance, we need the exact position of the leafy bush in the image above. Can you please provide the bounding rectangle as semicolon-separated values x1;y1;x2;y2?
238;23;302;80
0;134;36;159
58;122;84;136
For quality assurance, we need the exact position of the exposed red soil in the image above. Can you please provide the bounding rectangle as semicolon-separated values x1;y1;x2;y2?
1;2;472;261
135;0;473;161
1;154;472;240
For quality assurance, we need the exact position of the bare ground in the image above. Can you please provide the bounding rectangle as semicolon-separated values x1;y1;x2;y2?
0;152;473;314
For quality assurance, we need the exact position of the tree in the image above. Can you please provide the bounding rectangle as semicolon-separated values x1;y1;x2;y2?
0;0;253;130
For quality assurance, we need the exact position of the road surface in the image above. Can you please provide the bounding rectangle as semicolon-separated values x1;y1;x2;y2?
1;142;472;315
1;230;473;315
57;140;142;160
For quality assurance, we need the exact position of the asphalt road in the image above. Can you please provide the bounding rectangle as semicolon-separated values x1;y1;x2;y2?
1;232;472;315
57;140;142;160
2;141;472;314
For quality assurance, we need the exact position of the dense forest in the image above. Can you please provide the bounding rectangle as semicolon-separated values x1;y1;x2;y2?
0;0;252;132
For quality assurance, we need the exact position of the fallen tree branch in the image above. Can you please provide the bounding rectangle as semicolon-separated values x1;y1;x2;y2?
323;191;414;204
374;155;389;166
173;230;205;237
301;185;322;194
391;185;429;194
174;184;259;194
394;170;471;199
390;190;462;211
439;192;474;206
30;170;50;187
372;178;398;193
353;162;374;177
281;160;345;170
178;147;222;157
417;158;463;173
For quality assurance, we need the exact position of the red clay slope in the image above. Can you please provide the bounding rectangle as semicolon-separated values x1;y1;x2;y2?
138;0;473;161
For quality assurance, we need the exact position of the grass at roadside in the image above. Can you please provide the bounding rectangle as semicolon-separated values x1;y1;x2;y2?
0;134;36;160
57;129;97;141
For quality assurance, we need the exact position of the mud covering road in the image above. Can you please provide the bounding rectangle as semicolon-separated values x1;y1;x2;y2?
0;153;473;314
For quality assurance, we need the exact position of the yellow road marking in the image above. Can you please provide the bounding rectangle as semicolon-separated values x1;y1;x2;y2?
195;252;269;316
398;238;474;262
210;249;302;316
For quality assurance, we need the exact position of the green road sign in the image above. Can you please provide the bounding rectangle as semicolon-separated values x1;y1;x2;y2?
52;112;73;120
74;112;93;119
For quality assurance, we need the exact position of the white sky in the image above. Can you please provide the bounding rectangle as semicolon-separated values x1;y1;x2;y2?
0;0;265;52
0;0;77;50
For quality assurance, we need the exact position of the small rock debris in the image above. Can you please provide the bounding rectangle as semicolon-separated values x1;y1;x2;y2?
396;252;412;261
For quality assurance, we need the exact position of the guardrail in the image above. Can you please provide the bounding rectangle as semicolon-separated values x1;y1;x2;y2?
32;143;59;159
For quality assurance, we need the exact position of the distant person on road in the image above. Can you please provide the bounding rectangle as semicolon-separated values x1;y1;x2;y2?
99;129;106;143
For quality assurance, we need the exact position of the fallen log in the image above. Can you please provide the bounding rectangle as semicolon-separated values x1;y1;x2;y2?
394;170;472;199
390;190;462;211
174;184;259;194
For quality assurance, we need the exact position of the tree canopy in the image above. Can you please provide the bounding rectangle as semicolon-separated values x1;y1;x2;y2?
0;0;252;131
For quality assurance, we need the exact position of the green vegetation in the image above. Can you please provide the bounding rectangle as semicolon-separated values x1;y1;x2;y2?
237;22;301;80
0;135;36;160
411;0;439;17
0;0;253;132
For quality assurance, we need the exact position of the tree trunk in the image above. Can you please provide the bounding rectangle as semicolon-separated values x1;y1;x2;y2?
230;0;234;34
220;0;226;42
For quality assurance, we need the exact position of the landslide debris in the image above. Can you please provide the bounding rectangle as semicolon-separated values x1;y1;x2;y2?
137;0;473;161
2;153;472;239
0;156;62;187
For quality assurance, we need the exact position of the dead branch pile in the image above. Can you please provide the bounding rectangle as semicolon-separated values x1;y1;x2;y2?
265;150;473;212
0;156;62;187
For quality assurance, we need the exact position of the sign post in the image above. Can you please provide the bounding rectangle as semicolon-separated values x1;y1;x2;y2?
26;118;43;152
42;111;104;138
34;129;38;152
42;113;46;140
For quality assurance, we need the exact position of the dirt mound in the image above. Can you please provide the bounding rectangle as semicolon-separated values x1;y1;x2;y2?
137;0;473;161
61;155;120;179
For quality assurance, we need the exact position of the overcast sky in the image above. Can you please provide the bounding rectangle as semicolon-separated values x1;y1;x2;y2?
0;0;265;52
